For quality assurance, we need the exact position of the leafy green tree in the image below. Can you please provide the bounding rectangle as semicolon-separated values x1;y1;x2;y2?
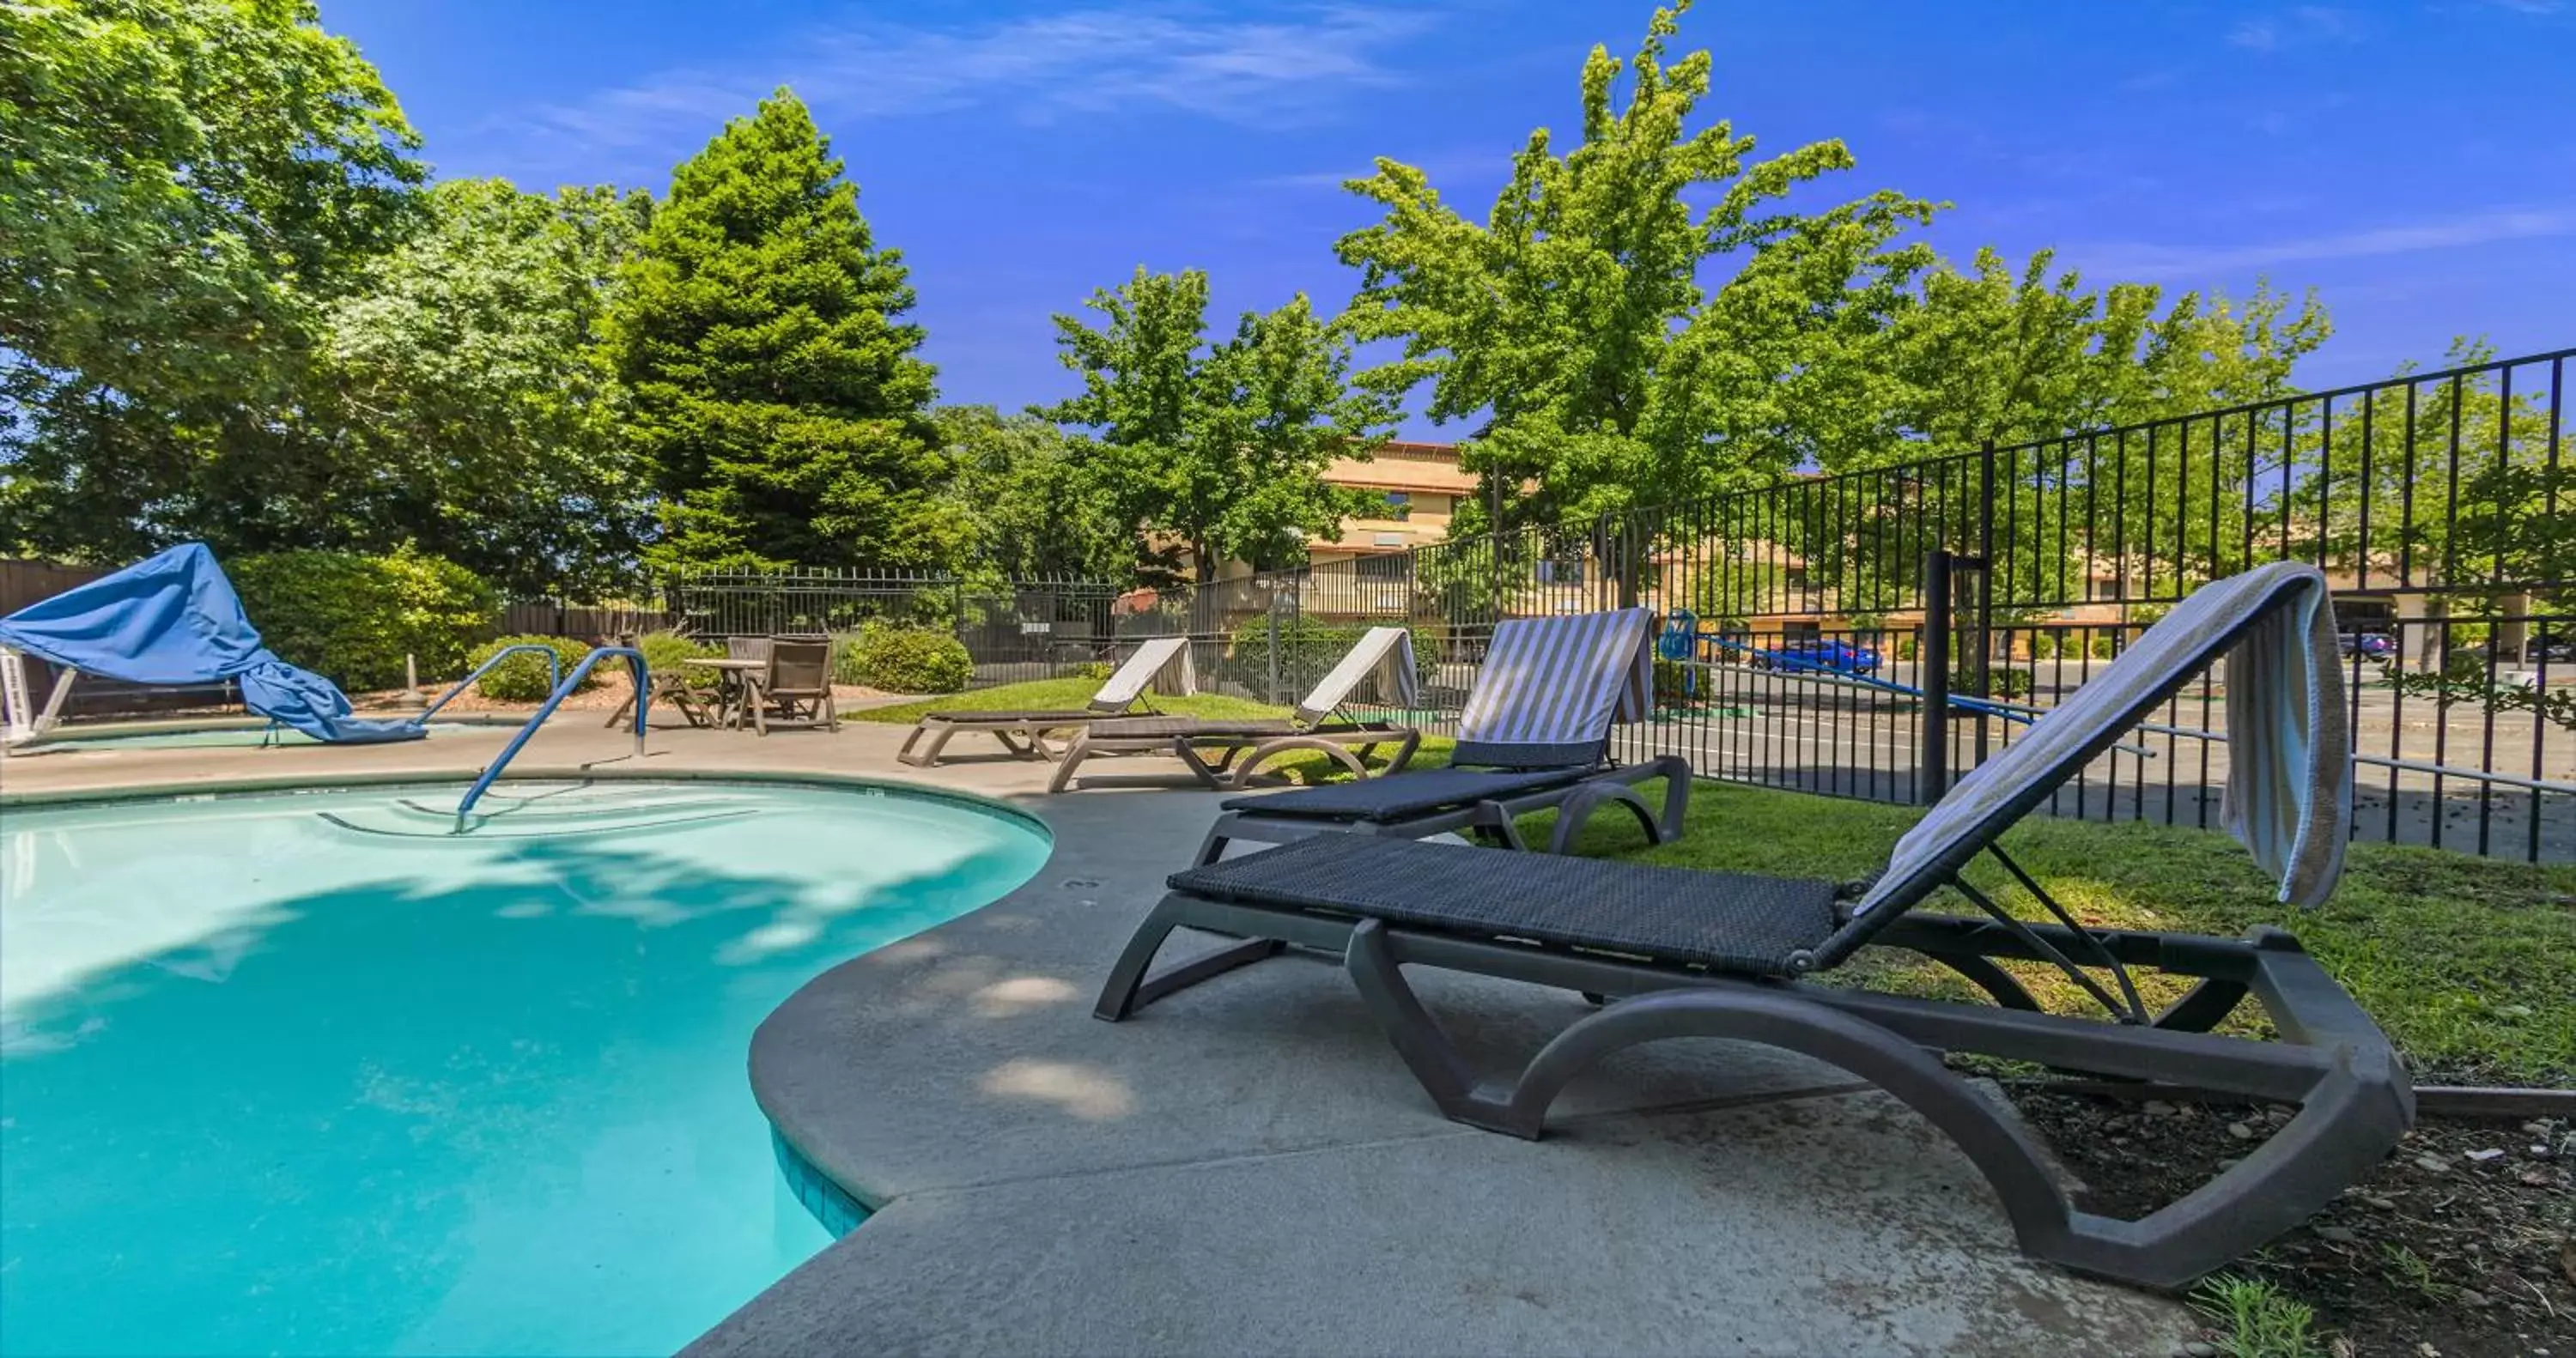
607;89;955;572
937;405;1133;581
1042;269;1394;584
1775;252;2331;617
317;179;653;597
0;0;422;561
1332;0;1935;541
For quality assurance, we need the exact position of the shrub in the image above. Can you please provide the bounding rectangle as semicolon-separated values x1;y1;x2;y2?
230;546;499;691
468;634;598;701
636;631;722;692
848;627;973;693
1653;656;1693;706
1223;615;1438;702
1965;667;2035;700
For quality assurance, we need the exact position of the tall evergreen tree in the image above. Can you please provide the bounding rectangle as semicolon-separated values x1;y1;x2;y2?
609;89;955;572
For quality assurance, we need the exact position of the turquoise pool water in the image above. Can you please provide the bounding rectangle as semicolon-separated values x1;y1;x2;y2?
0;780;1051;1357
27;720;474;751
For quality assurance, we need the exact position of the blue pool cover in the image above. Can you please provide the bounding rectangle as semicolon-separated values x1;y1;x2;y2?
0;543;422;744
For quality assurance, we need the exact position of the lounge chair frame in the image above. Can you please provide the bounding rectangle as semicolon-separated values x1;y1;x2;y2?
1094;883;2404;1289
1046;627;1428;793
1046;719;1425;794
896;638;1194;768
1096;569;2410;1288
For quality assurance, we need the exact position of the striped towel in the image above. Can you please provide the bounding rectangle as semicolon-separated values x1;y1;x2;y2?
1294;626;1420;724
1859;563;2349;915
1455;609;1655;761
1095;636;1196;707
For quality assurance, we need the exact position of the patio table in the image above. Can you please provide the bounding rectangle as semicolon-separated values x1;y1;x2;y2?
683;657;769;730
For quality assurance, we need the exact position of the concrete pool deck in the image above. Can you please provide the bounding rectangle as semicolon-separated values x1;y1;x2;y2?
2;715;2196;1355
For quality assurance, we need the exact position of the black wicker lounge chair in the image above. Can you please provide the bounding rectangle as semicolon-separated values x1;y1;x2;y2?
896;637;1194;767
1188;608;1690;863
1097;563;2405;1288
1047;627;1424;792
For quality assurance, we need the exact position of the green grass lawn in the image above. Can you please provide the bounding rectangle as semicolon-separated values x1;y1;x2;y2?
888;679;2574;1086
854;677;1295;725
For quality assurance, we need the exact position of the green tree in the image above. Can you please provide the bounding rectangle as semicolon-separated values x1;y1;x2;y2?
938;405;1133;582
317;179;653;597
1042;270;1394;584
1771;252;2332;618
0;0;422;561
1332;0;1935;543
607;89;954;572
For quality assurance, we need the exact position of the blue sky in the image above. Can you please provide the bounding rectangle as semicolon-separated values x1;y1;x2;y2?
330;0;2576;434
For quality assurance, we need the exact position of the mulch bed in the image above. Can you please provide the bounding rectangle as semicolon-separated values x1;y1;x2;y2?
2010;1088;2573;1356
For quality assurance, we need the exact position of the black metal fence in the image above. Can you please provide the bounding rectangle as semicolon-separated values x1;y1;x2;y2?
1116;346;2574;862
662;567;1125;688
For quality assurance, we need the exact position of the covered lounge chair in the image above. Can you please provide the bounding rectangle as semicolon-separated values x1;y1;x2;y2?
1046;626;1425;793
1096;563;2404;1288
895;637;1194;767
1187;608;1691;862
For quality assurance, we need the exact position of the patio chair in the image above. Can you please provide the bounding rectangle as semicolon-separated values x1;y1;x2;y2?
746;637;835;735
1096;563;2403;1288
895;637;1195;767
1186;608;1691;864
1045;626;1425;793
602;636;712;731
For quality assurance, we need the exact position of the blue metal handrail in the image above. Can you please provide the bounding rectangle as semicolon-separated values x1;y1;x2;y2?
418;644;562;724
454;646;647;829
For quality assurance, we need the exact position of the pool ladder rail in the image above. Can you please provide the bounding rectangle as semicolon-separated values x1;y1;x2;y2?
454;646;648;832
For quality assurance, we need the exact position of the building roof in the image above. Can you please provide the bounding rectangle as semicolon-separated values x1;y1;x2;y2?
1322;440;1476;494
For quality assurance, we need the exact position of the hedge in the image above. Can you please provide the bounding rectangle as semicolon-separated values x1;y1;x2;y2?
1222;615;1438;704
229;546;498;692
467;635;598;701
838;627;973;693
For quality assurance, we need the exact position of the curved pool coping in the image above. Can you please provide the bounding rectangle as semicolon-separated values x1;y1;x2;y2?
0;764;1054;840
13;712;527;743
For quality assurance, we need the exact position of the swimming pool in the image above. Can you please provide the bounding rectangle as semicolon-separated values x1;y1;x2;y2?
0;779;1051;1356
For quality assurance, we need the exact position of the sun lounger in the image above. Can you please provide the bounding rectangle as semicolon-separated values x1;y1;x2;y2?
1046;627;1425;792
895;637;1194;767
1097;563;2405;1288
1188;608;1690;862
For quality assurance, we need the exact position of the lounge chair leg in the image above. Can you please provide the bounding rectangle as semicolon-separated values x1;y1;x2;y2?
1343;920;1485;1123
1047;734;1092;792
1546;780;1662;854
1093;895;1286;1020
1476;985;2084;1246
1228;737;1367;790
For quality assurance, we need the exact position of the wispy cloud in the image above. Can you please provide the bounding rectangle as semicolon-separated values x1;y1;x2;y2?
2228;6;2361;51
2072;207;2576;280
522;5;1440;154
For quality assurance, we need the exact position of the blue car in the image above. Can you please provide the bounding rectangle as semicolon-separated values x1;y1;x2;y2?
1757;638;1882;674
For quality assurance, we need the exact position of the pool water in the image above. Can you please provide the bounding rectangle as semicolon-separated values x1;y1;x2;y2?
0;780;1051;1357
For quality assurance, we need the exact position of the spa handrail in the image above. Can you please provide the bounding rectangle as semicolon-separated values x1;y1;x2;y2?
417;644;562;724
455;646;647;828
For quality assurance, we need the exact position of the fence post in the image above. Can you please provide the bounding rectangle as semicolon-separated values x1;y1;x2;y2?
1921;550;1952;803
1972;440;1998;767
1266;594;1284;706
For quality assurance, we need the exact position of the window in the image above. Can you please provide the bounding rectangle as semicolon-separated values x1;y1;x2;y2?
1356;554;1410;581
1535;558;1586;586
1381;492;1412;521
